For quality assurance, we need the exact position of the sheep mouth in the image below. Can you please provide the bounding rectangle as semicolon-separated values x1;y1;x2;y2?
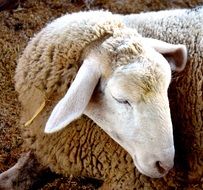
155;161;168;175
133;156;167;178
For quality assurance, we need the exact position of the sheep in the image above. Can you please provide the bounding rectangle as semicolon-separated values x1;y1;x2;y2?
121;6;203;184
0;10;187;190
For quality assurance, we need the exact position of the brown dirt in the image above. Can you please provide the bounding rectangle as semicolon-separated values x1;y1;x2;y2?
0;0;202;189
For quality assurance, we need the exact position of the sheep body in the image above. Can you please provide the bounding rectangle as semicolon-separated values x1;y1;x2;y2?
15;10;123;99
14;10;141;187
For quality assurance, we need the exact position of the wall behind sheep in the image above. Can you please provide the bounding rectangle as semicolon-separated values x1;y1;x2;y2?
86;0;203;13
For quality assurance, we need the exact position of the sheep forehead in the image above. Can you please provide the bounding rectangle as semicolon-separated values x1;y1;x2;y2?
99;28;144;68
111;60;169;101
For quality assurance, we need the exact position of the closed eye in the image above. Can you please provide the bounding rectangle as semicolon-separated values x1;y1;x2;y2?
112;96;131;107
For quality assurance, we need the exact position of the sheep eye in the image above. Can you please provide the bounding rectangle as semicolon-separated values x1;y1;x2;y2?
113;96;131;106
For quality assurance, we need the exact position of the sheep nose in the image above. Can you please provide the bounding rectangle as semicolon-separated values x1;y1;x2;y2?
155;161;173;174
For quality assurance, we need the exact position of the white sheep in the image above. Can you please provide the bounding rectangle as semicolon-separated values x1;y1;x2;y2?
122;6;203;185
0;10;187;189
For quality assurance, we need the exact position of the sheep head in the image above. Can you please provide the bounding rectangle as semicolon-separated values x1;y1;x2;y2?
44;32;187;178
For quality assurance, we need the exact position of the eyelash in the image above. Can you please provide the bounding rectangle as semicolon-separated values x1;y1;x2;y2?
113;96;131;107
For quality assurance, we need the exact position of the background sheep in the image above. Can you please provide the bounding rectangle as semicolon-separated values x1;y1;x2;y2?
0;1;202;190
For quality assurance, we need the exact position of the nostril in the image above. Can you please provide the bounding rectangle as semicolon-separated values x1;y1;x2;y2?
155;161;168;174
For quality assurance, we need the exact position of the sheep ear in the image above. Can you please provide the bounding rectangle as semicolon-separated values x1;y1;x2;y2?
144;38;187;72
44;58;101;133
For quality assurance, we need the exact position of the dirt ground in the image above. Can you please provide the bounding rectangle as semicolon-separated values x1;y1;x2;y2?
0;0;202;189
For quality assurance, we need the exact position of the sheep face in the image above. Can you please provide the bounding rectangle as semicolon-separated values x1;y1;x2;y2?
45;37;187;178
86;52;175;178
